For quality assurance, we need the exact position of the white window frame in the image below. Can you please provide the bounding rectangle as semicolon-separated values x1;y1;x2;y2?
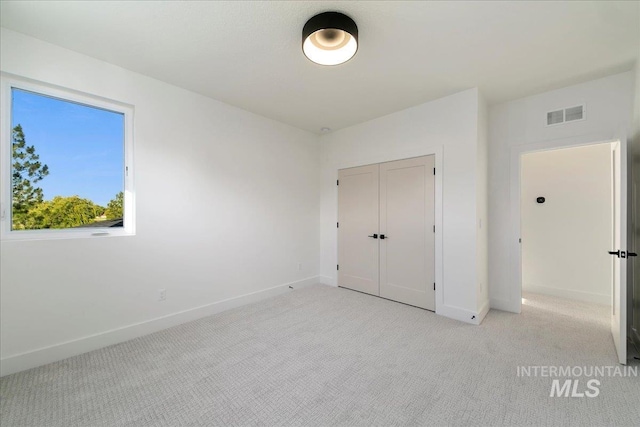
0;73;135;241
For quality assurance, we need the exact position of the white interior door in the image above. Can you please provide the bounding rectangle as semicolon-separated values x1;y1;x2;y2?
338;164;380;296
611;140;627;365
379;156;435;310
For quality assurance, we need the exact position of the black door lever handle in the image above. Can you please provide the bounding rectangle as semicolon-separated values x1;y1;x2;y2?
368;234;378;239
629;252;638;257
380;234;387;239
608;250;620;257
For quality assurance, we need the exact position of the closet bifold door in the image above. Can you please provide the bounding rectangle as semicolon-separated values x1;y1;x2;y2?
338;164;380;296
379;156;436;310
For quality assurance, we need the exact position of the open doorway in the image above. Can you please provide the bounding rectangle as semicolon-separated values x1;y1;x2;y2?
521;143;612;304
518;140;628;364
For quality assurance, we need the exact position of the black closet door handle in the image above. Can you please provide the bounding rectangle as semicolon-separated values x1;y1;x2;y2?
608;250;620;257
629;252;638;257
380;234;387;239
368;234;378;239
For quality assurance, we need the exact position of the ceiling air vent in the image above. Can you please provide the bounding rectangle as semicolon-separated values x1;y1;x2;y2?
546;104;586;126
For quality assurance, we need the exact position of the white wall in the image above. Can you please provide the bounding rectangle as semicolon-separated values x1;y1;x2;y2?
489;71;635;312
319;88;489;323
521;144;612;304
0;29;321;375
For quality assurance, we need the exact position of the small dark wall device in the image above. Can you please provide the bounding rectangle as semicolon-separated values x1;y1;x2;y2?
536;197;545;204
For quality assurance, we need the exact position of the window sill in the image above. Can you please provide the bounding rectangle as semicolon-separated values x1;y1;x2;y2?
0;228;135;242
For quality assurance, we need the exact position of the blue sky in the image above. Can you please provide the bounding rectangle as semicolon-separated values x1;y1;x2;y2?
12;88;124;207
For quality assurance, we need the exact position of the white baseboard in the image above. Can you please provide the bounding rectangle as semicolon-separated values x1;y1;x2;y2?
0;276;321;377
319;275;336;286
490;297;519;313
477;299;490;324
437;303;487;325
523;284;609;305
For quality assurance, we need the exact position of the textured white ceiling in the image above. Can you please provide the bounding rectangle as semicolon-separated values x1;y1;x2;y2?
1;1;638;134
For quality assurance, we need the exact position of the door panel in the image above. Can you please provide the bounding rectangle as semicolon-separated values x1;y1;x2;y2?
380;156;435;310
338;164;380;296
611;140;627;364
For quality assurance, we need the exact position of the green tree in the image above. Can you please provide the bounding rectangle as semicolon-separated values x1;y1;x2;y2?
24;196;102;229
12;124;49;229
105;191;123;219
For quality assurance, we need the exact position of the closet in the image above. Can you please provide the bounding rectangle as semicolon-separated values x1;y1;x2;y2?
337;155;435;310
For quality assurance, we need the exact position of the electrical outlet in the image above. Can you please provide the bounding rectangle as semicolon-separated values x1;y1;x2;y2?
158;289;166;301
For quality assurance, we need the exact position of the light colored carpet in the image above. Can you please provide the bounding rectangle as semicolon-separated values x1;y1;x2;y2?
1;285;639;426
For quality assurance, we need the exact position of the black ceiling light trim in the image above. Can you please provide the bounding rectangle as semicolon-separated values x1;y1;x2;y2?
302;12;358;66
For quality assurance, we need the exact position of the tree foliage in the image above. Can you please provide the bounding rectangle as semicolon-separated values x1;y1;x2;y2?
22;196;104;229
12;125;49;229
105;192;123;220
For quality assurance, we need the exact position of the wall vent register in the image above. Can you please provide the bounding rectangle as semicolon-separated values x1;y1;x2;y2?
546;104;585;126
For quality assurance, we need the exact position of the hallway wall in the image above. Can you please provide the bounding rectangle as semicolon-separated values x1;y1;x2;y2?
521;144;612;304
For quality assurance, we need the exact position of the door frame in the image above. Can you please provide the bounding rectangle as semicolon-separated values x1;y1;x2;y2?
333;145;444;314
508;132;625;314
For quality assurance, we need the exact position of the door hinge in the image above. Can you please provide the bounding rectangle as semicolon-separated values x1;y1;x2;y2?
126;166;129;177
519;238;521;243
337;264;339;270
433;167;436;175
434;283;436;291
337;222;339;228
433;225;435;233
337;180;339;186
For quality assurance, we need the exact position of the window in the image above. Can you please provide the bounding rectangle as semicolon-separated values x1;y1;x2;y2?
1;75;134;240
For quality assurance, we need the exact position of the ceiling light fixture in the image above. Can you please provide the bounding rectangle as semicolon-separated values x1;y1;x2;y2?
302;12;358;66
